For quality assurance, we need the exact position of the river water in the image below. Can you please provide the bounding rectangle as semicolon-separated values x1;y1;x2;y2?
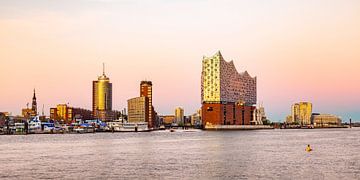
0;128;359;179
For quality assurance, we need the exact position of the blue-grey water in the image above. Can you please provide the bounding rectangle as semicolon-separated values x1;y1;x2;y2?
0;128;359;180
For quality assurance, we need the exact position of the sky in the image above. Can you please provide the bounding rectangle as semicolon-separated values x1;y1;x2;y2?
0;0;359;122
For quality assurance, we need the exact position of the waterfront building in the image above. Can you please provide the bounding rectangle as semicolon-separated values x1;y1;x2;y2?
50;104;92;124
285;115;293;124
92;64;113;121
201;51;256;105
202;102;255;126
191;111;202;126
175;107;184;124
311;113;342;127
291;102;312;125
159;115;175;125
21;89;38;118
252;104;265;125
127;96;148;123
0;112;9;127
201;51;257;127
140;81;155;128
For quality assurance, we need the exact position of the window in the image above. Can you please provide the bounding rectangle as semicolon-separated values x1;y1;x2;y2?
242;110;245;125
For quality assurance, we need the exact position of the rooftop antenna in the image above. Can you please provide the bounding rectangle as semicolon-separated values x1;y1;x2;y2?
103;62;105;76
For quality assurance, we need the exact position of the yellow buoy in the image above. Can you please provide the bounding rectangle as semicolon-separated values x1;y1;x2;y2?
306;145;312;152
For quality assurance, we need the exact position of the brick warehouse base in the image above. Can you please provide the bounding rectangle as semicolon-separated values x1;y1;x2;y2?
202;102;256;127
204;124;274;130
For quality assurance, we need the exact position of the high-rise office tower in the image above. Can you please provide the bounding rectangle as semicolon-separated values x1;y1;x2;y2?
93;63;112;121
140;81;154;128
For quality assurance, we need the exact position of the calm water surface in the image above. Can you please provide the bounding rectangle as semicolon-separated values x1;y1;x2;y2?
0;128;359;179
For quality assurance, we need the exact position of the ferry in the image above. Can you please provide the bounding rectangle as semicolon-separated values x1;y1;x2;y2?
106;121;149;132
107;120;123;131
29;116;42;133
122;122;149;132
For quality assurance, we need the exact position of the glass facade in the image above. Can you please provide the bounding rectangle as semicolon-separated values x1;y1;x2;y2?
92;68;112;119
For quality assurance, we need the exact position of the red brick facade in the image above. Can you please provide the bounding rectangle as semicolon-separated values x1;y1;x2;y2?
202;102;255;126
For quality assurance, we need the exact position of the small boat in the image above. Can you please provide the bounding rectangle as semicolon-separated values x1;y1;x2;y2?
15;123;25;133
42;122;56;133
170;129;175;132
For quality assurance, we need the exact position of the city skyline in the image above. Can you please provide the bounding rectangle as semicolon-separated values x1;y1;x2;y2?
1;0;360;121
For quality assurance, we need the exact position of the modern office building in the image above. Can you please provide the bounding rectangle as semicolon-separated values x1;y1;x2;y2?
201;51;257;127
174;107;184;124
140;81;154;128
291;102;312;125
92;64;113;121
21;89;38;118
127;96;148;123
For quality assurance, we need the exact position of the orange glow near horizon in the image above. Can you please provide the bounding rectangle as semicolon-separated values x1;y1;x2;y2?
0;0;359;121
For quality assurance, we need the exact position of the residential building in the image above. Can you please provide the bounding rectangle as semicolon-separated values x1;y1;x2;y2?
291;102;312;125
191;110;202;126
175;107;184;124
252;104;265;125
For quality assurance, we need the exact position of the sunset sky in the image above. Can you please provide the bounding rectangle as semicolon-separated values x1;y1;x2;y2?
1;0;359;121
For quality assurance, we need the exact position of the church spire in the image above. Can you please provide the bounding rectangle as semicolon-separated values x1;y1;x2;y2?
33;88;36;100
32;88;37;114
